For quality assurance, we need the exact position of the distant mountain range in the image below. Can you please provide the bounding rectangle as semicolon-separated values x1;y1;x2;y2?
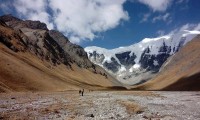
85;30;200;85
0;14;122;92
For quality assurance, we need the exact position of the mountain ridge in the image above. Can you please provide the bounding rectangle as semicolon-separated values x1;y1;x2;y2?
85;30;200;85
133;35;200;91
0;14;122;92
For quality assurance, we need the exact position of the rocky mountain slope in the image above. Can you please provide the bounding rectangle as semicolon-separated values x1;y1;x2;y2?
133;35;200;91
0;14;122;92
85;30;200;85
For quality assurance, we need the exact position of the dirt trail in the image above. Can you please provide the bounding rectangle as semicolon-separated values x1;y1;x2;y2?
0;91;200;120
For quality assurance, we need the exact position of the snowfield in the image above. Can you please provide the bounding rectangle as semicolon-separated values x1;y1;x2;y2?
0;91;200;120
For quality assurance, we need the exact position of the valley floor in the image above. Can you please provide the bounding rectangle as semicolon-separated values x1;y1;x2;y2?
0;91;200;120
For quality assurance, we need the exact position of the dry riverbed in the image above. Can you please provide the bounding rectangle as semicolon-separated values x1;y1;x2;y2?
0;91;200;120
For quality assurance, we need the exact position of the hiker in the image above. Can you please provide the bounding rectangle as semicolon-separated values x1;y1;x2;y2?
79;90;81;96
81;89;84;96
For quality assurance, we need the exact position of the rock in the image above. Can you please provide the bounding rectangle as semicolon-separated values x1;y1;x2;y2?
143;115;148;119
54;110;60;114
11;97;16;99
85;114;94;117
0;14;21;22
49;30;93;68
136;110;144;114
0;14;48;30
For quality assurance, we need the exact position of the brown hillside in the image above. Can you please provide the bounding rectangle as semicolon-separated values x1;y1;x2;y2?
0;45;120;92
0;15;122;92
133;35;200;91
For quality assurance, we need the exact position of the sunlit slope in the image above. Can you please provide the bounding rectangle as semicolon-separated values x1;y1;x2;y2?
0;15;122;92
134;35;200;91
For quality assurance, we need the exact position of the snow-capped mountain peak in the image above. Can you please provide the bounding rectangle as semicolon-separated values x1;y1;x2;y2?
85;30;200;85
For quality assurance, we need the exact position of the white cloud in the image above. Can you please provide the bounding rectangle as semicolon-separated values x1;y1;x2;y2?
13;0;54;29
138;0;173;12
49;0;129;43
156;23;200;38
179;23;200;31
4;0;128;44
140;13;151;23
194;24;200;31
152;13;170;23
179;24;192;31
176;0;189;11
157;30;165;36
176;0;184;4
176;0;189;4
169;23;200;35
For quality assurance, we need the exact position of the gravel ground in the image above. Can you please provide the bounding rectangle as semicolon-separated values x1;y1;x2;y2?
0;91;200;120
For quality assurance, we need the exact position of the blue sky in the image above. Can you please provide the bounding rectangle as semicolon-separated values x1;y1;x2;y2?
0;0;200;49
82;0;200;48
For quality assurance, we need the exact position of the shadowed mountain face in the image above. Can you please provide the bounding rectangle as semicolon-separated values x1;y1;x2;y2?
48;30;92;68
134;35;200;91
0;15;122;92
